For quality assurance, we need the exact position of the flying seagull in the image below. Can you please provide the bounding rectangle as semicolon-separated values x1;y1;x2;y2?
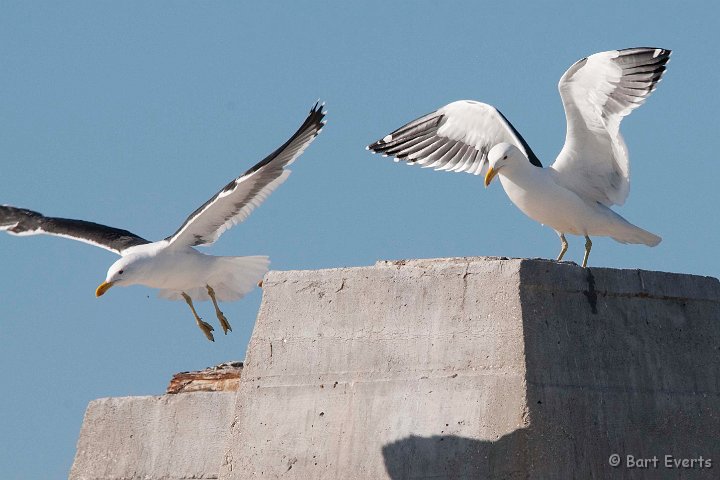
367;48;669;267
1;102;325;341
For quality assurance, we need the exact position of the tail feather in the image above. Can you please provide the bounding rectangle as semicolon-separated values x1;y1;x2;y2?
158;255;269;301
601;207;661;246
210;255;270;302
611;224;661;246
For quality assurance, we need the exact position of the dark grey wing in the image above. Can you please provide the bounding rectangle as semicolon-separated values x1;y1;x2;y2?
165;102;326;248
1;205;150;255
367;100;541;175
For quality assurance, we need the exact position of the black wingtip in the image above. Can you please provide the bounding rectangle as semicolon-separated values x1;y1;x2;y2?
238;100;328;179
367;136;392;154
308;100;327;134
0;205;43;231
618;47;672;65
311;99;326;114
366;111;444;157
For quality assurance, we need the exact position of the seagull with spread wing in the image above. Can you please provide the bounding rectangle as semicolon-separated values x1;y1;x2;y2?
368;48;669;267
1;102;325;341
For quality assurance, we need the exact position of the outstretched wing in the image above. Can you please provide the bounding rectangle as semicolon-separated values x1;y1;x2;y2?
367;100;541;176
553;47;671;206
0;205;150;255
166;102;326;248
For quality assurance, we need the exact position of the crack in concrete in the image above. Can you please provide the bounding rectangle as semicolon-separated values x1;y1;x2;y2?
583;268;598;314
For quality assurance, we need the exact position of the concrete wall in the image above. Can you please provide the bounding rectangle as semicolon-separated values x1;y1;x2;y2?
220;257;720;479
518;260;720;478
69;257;720;479
70;392;235;480
222;257;530;479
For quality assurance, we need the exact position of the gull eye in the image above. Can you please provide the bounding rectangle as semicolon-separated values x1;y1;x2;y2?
118;270;124;275
503;155;508;160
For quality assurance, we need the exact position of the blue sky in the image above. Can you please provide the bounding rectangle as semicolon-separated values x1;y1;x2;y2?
1;1;717;477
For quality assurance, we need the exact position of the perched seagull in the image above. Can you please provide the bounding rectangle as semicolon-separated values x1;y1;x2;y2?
367;48;670;267
1;102;325;341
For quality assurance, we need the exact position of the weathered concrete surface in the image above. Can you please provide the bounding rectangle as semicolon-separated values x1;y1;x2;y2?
70;392;235;480
518;260;720;479
221;257;720;479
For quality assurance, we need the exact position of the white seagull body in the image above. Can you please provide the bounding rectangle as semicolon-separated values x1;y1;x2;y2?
368;48;670;266
1;102;326;341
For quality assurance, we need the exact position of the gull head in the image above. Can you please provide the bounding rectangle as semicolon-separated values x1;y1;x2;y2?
96;254;150;297
485;143;525;187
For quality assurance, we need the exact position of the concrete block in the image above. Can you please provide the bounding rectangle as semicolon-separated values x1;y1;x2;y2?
220;257;720;479
70;392;235;480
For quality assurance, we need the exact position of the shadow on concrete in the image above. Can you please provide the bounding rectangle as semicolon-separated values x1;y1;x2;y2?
382;431;528;480
382;428;718;480
382;265;720;479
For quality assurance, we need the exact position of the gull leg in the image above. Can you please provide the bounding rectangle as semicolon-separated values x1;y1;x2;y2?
206;285;232;335
556;233;569;262
181;292;215;342
582;236;593;268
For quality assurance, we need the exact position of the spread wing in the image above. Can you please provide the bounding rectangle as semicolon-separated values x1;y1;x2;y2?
367;100;542;175
165;102;326;248
552;47;671;206
0;205;150;255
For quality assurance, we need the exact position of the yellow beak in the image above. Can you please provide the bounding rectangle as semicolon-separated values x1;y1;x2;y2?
95;281;115;297
484;166;499;187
